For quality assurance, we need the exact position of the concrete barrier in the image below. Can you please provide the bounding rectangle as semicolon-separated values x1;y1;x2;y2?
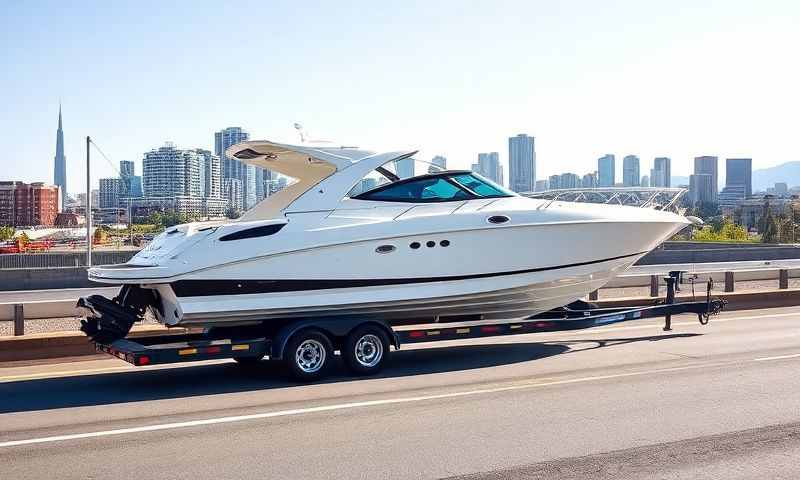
0;267;93;291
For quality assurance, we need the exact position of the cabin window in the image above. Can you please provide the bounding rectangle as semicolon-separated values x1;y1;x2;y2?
354;172;515;203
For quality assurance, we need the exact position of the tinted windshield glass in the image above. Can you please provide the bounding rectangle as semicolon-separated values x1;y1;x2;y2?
354;172;515;203
450;173;515;197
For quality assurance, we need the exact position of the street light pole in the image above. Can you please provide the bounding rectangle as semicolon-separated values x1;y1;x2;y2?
86;136;92;266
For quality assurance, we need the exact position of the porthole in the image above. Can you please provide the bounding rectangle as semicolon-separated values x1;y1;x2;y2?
376;244;396;254
426;241;436;248
487;215;510;224
410;242;421;249
440;240;450;247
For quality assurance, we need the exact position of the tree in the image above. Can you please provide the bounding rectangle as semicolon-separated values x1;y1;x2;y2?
225;208;242;219
93;227;108;245
692;219;748;242
761;212;779;243
0;226;14;241
15;231;30;250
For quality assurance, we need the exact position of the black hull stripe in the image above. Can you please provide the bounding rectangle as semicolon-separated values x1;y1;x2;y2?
171;251;647;297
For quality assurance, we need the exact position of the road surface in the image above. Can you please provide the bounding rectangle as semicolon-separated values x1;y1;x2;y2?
1;306;800;479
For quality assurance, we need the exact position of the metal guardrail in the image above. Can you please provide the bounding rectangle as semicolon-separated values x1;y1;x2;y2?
0;251;136;269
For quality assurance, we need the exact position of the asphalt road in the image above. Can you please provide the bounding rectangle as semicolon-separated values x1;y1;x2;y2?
1;306;800;479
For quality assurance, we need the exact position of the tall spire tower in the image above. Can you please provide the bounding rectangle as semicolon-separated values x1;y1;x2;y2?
53;104;67;210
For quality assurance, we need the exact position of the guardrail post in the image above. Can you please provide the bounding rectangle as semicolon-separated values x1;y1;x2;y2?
779;269;789;289
589;290;599;301
650;275;659;297
724;271;735;292
13;303;24;336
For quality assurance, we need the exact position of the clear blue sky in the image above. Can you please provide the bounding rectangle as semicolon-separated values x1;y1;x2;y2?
2;0;798;195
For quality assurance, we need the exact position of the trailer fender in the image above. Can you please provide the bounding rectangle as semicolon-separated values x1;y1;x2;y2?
271;318;398;360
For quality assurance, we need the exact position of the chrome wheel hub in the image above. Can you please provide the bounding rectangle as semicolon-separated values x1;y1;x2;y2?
295;339;326;373
355;334;383;368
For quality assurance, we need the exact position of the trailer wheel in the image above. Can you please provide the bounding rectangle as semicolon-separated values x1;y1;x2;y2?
284;329;333;381
343;325;390;376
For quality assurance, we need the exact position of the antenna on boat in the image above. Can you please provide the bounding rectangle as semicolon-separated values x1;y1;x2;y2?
293;123;306;143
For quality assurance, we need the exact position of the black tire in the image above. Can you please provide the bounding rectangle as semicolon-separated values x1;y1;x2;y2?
233;355;265;367
284;329;334;381
343;325;390;376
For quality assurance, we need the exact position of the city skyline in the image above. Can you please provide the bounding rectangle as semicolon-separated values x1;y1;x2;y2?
3;2;798;194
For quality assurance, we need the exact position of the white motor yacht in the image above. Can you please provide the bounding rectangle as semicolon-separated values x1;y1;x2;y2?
79;140;689;342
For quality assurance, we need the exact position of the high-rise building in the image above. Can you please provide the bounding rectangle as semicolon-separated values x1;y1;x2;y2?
622;155;640;187
0;181;60;226
195;149;221;199
224;178;243;211
53;105;67;209
142;143;203;198
119;160;142;199
560;173;580;189
775;182;788;196
394;158;414;178
215;127;263;209
120;160;134;177
652;157;671;188
99;178;122;208
548;174;561;190
534;179;549;192
689;173;715;204
429;155;447;173
694;156;719;203
582;172;598;188
476;152;502;184
508;134;536;193
640;175;650;188
597;154;615;187
725;158;752;198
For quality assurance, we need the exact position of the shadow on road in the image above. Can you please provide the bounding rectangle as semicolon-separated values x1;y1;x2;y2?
0;333;700;414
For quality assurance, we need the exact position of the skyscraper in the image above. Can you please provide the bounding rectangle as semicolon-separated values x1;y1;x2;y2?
476;152;502;184
394;158;415;178
215;127;262;209
689;173;714;204
508;134;536;193
429;155;447;173
652;157;671;188
53;105;67;210
725;158;752;198
693;156;719;203
142;143;202;198
597;154;615;187
622;155;640;187
195;149;222;199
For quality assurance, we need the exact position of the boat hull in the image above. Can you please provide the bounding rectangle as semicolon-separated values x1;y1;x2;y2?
153;251;643;327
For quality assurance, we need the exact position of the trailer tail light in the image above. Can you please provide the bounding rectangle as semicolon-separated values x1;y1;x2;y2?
137;356;150;366
206;346;221;354
481;326;500;333
408;331;425;338
533;322;555;329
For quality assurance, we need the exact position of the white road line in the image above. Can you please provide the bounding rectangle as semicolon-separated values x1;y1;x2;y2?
753;353;800;362
4;353;800;449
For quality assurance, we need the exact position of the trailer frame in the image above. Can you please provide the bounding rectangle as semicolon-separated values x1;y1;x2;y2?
91;271;725;377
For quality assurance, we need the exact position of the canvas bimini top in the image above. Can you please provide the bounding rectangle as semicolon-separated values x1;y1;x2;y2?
225;140;417;221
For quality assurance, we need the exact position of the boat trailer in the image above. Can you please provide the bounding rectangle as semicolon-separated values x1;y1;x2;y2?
86;270;725;377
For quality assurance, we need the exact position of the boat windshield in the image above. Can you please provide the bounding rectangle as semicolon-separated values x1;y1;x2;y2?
352;171;516;203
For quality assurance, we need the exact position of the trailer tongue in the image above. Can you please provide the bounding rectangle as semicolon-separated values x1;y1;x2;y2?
85;271;725;381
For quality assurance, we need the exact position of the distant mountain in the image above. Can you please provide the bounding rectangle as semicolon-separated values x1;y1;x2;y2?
752;162;800;191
